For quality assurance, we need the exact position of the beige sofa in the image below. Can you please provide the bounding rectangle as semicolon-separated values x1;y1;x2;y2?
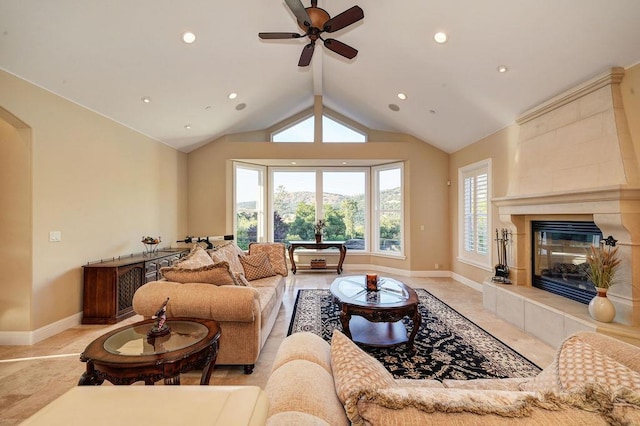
265;330;640;425
133;242;287;374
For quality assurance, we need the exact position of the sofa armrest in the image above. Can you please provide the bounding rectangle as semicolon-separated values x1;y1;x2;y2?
133;281;260;322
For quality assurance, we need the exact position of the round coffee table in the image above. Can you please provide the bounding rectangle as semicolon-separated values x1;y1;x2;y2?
79;317;221;385
330;275;421;350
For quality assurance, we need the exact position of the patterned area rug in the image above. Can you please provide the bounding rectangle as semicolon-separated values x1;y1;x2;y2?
288;288;542;380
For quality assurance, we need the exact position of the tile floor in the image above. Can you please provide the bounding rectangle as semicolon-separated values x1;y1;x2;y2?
0;272;557;425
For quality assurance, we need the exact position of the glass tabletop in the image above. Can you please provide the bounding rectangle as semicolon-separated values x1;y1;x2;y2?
103;320;209;356
333;276;409;305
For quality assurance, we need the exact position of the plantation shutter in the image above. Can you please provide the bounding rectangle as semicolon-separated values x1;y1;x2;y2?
461;162;490;263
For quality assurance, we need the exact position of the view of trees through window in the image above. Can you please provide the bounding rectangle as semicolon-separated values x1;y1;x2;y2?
235;164;403;254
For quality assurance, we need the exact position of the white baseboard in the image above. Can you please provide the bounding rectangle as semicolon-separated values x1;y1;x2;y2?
0;312;82;346
451;272;483;292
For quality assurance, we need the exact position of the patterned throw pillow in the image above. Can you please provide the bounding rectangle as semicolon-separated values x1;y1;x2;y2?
248;242;288;276
210;241;245;276
160;261;238;285
239;252;277;281
174;245;214;269
330;329;396;405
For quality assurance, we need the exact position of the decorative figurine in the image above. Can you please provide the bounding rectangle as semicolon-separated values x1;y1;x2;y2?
147;297;170;337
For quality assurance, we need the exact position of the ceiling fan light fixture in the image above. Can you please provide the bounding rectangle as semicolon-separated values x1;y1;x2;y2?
182;32;196;44
434;32;447;44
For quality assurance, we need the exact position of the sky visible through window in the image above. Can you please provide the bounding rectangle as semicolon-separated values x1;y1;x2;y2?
272;114;365;142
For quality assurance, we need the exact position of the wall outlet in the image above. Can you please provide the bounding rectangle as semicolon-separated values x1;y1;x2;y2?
49;231;61;242
435;263;440;269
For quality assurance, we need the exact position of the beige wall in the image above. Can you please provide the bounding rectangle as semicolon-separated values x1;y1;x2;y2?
187;133;450;272
0;70;188;332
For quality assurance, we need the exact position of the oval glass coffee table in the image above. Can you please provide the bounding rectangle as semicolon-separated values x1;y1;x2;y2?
330;275;421;350
79;317;221;385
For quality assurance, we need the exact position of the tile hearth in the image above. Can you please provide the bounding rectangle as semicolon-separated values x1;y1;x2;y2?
0;272;556;425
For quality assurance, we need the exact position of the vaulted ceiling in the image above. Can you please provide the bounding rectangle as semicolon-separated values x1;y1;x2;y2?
1;1;639;153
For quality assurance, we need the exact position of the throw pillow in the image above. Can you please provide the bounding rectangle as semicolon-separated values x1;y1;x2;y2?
209;241;245;276
239;252;277;281
160;261;238;285
248;242;288;276
330;329;396;406
174;244;214;269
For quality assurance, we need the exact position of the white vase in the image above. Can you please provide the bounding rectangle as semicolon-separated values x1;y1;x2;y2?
588;287;616;323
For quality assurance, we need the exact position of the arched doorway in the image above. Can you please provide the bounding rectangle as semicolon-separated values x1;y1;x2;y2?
0;107;32;333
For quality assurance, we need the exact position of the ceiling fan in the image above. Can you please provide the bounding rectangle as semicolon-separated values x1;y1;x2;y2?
259;0;364;67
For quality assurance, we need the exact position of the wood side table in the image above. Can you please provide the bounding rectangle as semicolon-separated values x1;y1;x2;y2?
288;241;347;274
79;318;221;386
330;275;421;350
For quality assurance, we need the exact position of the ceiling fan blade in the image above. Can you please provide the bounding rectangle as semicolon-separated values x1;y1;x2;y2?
298;42;315;67
285;0;311;27
259;32;303;39
323;6;364;33
323;38;358;59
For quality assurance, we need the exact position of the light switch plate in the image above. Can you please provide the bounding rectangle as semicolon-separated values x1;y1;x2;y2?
49;231;61;242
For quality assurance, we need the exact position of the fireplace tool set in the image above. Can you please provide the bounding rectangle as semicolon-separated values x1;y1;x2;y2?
492;228;511;284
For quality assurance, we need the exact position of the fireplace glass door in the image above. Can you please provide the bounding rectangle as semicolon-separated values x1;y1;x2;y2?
532;221;602;304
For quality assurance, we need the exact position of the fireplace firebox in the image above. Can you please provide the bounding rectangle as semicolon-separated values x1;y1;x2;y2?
532;221;602;304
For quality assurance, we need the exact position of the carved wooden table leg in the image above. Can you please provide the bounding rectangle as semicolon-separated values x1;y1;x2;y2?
407;304;422;351
200;341;219;384
78;360;104;386
339;305;352;339
288;245;297;274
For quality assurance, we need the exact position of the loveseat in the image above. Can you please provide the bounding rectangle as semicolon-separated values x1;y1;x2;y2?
265;330;640;425
133;241;287;374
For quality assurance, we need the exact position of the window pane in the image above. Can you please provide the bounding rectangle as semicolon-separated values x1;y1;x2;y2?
323;171;366;250
273;171;316;243
235;167;260;250
377;167;402;253
272;116;314;142
322;116;366;143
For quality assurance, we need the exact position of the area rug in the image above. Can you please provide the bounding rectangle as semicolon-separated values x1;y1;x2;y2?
287;288;542;381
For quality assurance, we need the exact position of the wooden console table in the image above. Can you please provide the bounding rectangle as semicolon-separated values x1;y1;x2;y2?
288;241;347;274
82;248;189;324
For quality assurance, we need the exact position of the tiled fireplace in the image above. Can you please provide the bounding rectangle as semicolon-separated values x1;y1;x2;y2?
486;68;640;346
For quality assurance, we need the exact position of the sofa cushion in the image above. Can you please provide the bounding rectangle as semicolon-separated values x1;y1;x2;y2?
160;261;238;285
266;359;349;426
330;330;396;406
210;241;245;276
271;332;333;375
239;252;277;281
174;245;214;269
249;242;288;276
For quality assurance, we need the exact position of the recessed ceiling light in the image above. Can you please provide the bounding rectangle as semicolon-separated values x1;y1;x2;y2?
434;32;447;44
235;103;247;111
205;105;212;110
342;161;348;165
397;93;407;100
429;109;436;115
141;96;151;103
497;65;508;73
184;124;191;130
228;92;238;100
388;104;400;112
291;161;297;165
182;32;196;44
